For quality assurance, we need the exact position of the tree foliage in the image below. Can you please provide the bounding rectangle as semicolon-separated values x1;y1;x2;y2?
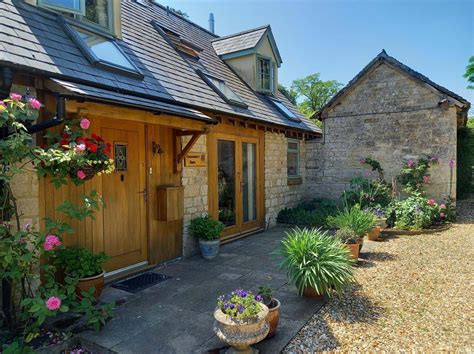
290;73;343;117
277;84;297;105
464;56;474;89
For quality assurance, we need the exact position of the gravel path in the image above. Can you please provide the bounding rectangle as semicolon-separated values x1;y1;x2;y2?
284;202;474;353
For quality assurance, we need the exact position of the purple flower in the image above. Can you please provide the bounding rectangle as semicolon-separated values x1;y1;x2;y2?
237;304;244;314
407;159;415;168
449;159;455;170
235;289;248;298
255;295;263;302
430;156;439;163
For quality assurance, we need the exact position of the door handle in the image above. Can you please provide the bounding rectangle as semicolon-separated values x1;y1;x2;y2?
138;188;148;202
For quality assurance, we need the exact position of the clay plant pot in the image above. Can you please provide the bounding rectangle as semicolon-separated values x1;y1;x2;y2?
367;226;382;241
214;303;269;354
303;287;324;300
359;237;364;252
375;218;387;229
198;239;220;260
266;298;281;339
345;242;360;260
75;270;105;302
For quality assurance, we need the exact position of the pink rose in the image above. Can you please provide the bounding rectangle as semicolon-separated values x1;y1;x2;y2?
9;93;22;101
440;212;445;218
0;100;5;112
43;234;61;251
46;296;61;311
28;98;41;110
422;175;430;184
74;143;86;153
80;118;90;130
427;199;435;206
77;170;86;180
407;159;415;168
440;204;446;209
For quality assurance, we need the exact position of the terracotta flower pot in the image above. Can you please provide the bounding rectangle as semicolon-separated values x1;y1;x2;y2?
303;287;324;300
367;226;382;241
375;218;387;229
266;298;281;339
214;303;269;354
345;242;360;260
75;270;105;302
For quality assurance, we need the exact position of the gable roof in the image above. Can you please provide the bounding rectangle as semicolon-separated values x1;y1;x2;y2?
211;25;283;66
0;0;319;134
315;50;470;119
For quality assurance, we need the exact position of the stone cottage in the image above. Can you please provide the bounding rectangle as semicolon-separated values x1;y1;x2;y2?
307;50;470;201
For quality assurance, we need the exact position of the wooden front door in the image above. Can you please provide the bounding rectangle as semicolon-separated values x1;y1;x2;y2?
100;120;148;270
209;133;263;240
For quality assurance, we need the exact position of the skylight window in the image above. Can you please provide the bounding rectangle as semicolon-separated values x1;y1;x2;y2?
269;98;301;122
152;22;203;58
61;19;142;78
197;70;247;108
39;0;84;15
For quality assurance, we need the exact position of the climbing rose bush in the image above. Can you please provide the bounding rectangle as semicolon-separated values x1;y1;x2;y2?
398;156;438;194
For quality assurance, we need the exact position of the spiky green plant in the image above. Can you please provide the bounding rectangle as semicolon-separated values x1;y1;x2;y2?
327;204;376;237
277;227;354;296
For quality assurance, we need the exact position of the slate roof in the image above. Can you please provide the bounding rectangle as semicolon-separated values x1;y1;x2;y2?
0;0;320;134
212;25;268;56
315;50;471;119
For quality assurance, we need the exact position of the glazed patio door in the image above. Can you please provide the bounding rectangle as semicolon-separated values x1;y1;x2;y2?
211;134;261;239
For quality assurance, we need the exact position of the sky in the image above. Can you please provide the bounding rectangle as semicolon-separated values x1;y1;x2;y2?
160;0;474;114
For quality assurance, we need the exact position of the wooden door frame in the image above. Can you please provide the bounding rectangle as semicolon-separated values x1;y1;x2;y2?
208;126;265;240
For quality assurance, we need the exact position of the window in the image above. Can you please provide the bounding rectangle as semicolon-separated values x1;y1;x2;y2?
268;98;301;122
287;139;300;177
39;0;84;15
153;23;203;59
61;19;142;77
198;71;248;108
39;0;114;32
257;57;272;92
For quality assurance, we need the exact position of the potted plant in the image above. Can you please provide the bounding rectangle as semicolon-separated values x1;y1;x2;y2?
327;205;376;250
277;228;354;299
335;228;360;260
257;286;280;338
189;215;225;260
214;289;269;353
54;247;108;301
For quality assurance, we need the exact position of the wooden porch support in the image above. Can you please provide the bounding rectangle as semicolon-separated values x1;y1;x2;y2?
174;129;209;172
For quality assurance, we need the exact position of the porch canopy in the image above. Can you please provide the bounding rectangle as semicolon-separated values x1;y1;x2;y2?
46;78;215;124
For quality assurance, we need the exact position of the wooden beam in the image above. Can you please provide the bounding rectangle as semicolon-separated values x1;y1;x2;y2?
176;132;202;170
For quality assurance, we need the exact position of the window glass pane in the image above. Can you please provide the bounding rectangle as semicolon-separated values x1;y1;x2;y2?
273;100;297;119
218;140;236;227
242;142;256;223
83;0;111;29
288;141;299;151
73;26;136;71
114;143;127;172
41;0;83;12
206;75;245;105
287;140;300;177
258;58;271;90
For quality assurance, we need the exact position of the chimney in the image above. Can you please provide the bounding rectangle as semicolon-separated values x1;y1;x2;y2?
208;13;215;34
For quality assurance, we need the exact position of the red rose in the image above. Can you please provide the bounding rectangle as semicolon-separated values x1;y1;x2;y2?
62;132;70;139
59;139;69;147
104;142;112;156
86;142;98;153
76;137;85;144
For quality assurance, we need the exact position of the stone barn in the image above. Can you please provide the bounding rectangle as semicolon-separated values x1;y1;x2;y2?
307;50;470;201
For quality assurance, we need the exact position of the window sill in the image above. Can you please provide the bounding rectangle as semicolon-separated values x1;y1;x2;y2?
287;177;302;186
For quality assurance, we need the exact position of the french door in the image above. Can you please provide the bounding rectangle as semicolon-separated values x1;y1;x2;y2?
209;133;262;240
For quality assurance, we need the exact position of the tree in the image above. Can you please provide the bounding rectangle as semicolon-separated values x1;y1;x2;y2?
278;84;297;105
291;73;342;117
464;56;474;89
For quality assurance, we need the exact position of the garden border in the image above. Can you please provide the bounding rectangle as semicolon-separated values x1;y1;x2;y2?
381;224;452;236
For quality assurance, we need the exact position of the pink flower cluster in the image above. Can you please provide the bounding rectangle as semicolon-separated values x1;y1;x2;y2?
407;159;415;168
427;199;436;206
43;234;62;251
10;93;22;101
422;175;430;184
80;118;90;130
46;296;61;310
77;170;86;180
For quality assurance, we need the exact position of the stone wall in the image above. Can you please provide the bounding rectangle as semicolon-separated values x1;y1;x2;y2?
307;62;458;202
182;134;208;256
10;163;40;230
265;132;308;227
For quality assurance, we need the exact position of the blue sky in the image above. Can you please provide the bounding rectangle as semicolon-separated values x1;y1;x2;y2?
160;0;474;113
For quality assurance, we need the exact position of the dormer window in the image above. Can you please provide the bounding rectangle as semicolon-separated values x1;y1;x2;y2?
268;97;301;122
257;56;273;92
60;18;142;78
197;70;247;108
38;0;115;34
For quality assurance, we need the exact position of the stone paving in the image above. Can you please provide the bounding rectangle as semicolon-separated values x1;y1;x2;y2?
80;227;324;353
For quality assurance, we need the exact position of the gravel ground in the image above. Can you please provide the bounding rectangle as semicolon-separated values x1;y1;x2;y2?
284;201;474;353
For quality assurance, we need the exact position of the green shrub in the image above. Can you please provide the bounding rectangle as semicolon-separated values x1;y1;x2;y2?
457;122;474;199
335;228;359;244
277;199;338;227
342;177;392;209
385;194;440;230
327;205;376;237
277;228;354;296
189;215;225;241
54;247;108;279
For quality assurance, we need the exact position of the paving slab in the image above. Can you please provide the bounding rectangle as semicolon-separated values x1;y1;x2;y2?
80;226;325;353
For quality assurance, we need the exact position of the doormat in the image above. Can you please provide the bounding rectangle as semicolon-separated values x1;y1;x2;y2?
112;272;172;293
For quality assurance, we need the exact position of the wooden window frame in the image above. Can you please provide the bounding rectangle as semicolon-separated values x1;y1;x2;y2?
256;55;273;93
